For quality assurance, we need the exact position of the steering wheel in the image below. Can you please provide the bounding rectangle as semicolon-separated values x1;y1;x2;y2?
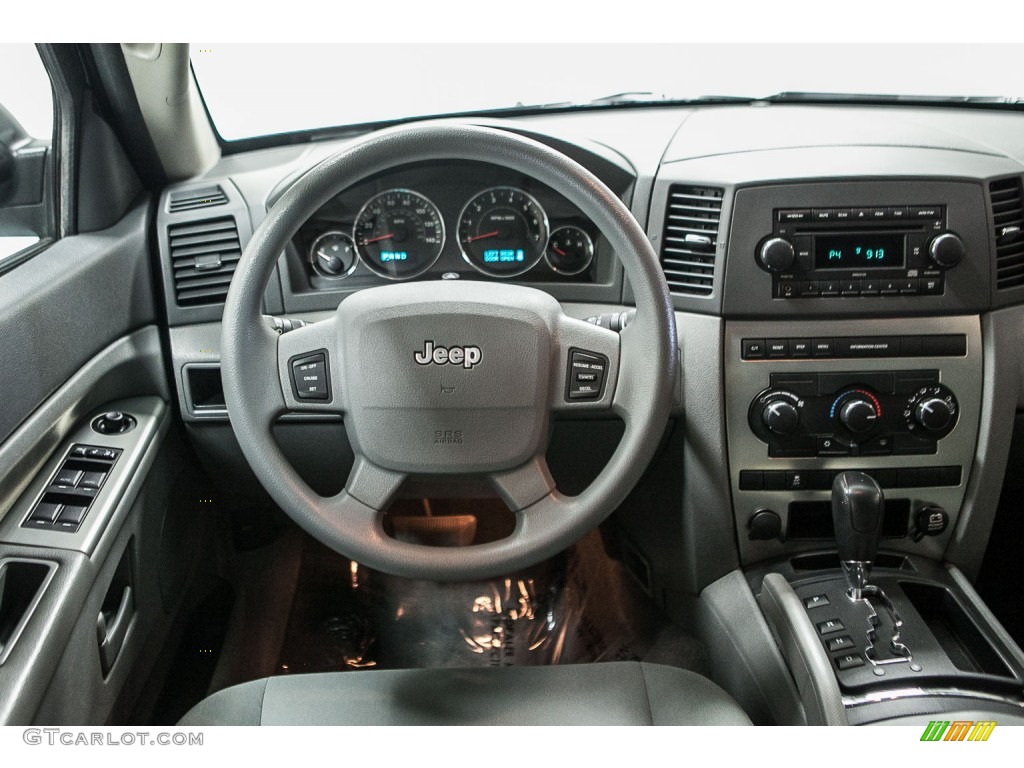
221;123;677;581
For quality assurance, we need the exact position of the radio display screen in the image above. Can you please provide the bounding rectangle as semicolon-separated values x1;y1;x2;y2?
814;234;905;270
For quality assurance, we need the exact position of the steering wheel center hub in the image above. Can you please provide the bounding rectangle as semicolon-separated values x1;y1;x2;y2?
337;282;558;474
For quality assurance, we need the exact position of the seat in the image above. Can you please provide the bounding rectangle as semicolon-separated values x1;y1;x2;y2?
178;661;751;726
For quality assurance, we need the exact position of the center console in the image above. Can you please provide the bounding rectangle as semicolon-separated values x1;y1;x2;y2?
715;176;1024;724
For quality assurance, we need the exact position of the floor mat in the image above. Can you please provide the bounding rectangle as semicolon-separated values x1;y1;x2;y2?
276;529;706;675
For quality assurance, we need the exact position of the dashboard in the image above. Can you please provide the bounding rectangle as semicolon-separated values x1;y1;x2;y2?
157;104;1024;590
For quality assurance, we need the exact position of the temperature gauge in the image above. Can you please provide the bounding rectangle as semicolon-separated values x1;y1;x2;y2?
545;226;595;275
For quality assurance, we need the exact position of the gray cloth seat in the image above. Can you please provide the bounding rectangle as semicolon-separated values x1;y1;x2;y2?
178;661;751;726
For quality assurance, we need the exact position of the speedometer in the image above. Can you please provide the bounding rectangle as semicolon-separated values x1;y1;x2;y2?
353;189;445;279
457;187;548;277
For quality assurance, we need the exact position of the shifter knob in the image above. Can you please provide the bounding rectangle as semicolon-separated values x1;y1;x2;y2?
832;472;885;599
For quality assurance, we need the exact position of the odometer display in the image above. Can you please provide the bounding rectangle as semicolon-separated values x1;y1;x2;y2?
458;187;548;277
354;189;445;279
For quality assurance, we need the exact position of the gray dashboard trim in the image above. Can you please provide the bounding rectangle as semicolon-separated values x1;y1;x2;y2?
946;308;1022;579
0;327;167;525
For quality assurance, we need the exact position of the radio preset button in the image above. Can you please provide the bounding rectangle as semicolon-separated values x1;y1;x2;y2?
900;279;920;295
880;280;899;295
859;280;880;296
840;281;859;296
819;281;840;297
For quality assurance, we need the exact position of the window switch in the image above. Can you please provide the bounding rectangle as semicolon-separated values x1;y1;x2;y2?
29;502;62;523
53;468;83;488
56;505;88;531
78;471;106;490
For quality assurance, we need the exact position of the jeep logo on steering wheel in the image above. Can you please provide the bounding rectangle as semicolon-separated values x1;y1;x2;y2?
414;340;482;369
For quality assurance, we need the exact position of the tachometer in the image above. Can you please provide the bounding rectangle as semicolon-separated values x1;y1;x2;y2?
354;189;445;279
457;187;548;277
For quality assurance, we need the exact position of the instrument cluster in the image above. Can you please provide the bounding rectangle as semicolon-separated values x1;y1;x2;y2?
293;162;599;288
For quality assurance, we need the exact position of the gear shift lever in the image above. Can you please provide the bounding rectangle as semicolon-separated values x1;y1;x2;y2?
831;471;885;600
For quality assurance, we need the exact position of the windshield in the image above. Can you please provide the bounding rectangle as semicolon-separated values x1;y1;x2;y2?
192;43;1024;141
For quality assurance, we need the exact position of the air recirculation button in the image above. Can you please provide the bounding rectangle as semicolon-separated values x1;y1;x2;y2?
92;411;137;435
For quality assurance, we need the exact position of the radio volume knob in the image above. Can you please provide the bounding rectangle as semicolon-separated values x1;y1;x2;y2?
758;237;796;273
915;398;955;432
762;400;800;435
928;232;965;269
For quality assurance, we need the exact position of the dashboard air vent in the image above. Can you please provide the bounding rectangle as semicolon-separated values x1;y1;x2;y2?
168;184;228;213
660;185;724;296
990;176;1024;290
168;216;241;307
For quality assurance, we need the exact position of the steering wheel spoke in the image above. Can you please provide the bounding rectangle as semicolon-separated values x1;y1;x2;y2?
490;455;556;512
276;316;345;415
551;314;620;413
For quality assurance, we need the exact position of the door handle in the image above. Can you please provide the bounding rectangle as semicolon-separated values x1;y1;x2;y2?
96;585;133;675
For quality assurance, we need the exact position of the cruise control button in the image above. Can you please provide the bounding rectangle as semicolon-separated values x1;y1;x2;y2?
568;350;608;400
291;352;330;401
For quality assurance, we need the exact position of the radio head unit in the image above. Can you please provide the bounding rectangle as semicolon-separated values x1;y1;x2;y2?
757;206;964;299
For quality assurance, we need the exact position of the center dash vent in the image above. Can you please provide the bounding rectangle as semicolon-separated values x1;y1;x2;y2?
989;176;1024;290
660;185;724;297
168;217;241;307
168;184;228;213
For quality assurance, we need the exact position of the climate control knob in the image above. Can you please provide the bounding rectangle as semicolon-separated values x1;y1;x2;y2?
840;399;878;433
928;232;965;269
915;397;955;432
762;400;800;435
758;237;796;273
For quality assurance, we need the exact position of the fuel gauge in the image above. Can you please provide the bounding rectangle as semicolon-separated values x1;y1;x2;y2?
309;231;358;279
545;226;594;275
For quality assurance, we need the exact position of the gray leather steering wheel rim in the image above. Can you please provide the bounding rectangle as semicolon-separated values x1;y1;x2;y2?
221;123;677;581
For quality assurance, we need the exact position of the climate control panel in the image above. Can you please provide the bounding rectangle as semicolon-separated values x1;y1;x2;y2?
724;316;982;566
748;371;958;458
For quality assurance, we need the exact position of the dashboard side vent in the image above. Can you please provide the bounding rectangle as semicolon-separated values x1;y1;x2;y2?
990;176;1024;290
168;216;241;307
168;184;228;213
660;185;724;296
